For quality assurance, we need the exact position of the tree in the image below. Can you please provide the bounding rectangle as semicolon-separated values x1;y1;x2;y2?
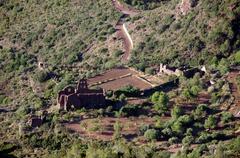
191;85;201;96
182;135;194;146
158;92;169;106
119;94;126;102
204;115;217;129
153;92;169;114
144;129;158;141
221;112;233;123
171;121;184;135
171;106;183;119
182;88;193;100
193;104;208;120
217;58;230;75
151;91;160;103
234;51;240;64
113;121;123;140
34;70;49;83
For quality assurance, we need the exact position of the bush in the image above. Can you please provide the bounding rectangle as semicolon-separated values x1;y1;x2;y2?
182;135;194;146
34;71;49;83
217;58;230;75
204;115;217;129
114;50;124;57
234;51;240;64
0;95;6;105
144;129;158;141
145;67;154;75
16;105;31;118
139;124;150;136
169;137;179;144
151;92;169;114
171;106;183;119
115;85;140;97
193;104;209;120
221;112;233;123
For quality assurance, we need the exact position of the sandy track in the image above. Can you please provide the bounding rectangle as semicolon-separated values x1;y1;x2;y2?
112;0;138;62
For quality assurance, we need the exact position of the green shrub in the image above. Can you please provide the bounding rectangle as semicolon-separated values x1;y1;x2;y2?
171;106;183;120
204;115;217;129
34;71;49;83
151;92;169;114
234;51;240;64
115;85;140;97
169;137;179;144
221;112;233;123
114;50;124;58
144;129;158;141
139;124;150;136
182;135;194;146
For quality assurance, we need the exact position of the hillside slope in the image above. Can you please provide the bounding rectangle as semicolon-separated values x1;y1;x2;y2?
127;0;240;70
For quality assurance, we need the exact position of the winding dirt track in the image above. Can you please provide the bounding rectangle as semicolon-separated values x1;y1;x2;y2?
112;0;139;61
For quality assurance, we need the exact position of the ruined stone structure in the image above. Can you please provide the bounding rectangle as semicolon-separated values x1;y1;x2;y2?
27;111;48;128
28;115;43;128
58;79;106;111
157;63;205;78
158;63;183;77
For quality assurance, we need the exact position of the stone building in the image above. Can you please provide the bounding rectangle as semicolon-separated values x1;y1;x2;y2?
27;111;48;128
28;115;43;128
158;63;183;77
157;63;205;78
58;79;106;111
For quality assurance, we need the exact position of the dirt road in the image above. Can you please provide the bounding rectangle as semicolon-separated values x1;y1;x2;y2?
112;0;138;62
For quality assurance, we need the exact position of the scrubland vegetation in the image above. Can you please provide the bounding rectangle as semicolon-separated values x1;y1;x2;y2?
0;0;240;157
129;0;240;72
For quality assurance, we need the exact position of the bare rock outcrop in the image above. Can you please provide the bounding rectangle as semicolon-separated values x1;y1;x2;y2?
176;0;198;16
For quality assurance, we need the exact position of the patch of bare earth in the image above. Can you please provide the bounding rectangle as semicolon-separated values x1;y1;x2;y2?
65;116;155;142
227;71;240;115
88;67;164;91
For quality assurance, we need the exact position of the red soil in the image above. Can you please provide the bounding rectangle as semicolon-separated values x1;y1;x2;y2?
88;67;153;91
227;71;240;115
112;0;139;15
95;75;152;90
88;67;137;84
112;0;139;62
65;117;155;141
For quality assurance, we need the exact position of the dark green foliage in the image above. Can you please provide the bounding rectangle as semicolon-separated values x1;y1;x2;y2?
115;85;140;97
171;106;183;119
151;91;169;114
221;112;233;123
144;129;158;141
120;0;164;10
114;50;124;58
0;142;18;158
180;74;203;100
204;115;217;129
119;104;142;117
139;124;150;136
34;71;50;83
193;104;209;120
234;51;240;64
